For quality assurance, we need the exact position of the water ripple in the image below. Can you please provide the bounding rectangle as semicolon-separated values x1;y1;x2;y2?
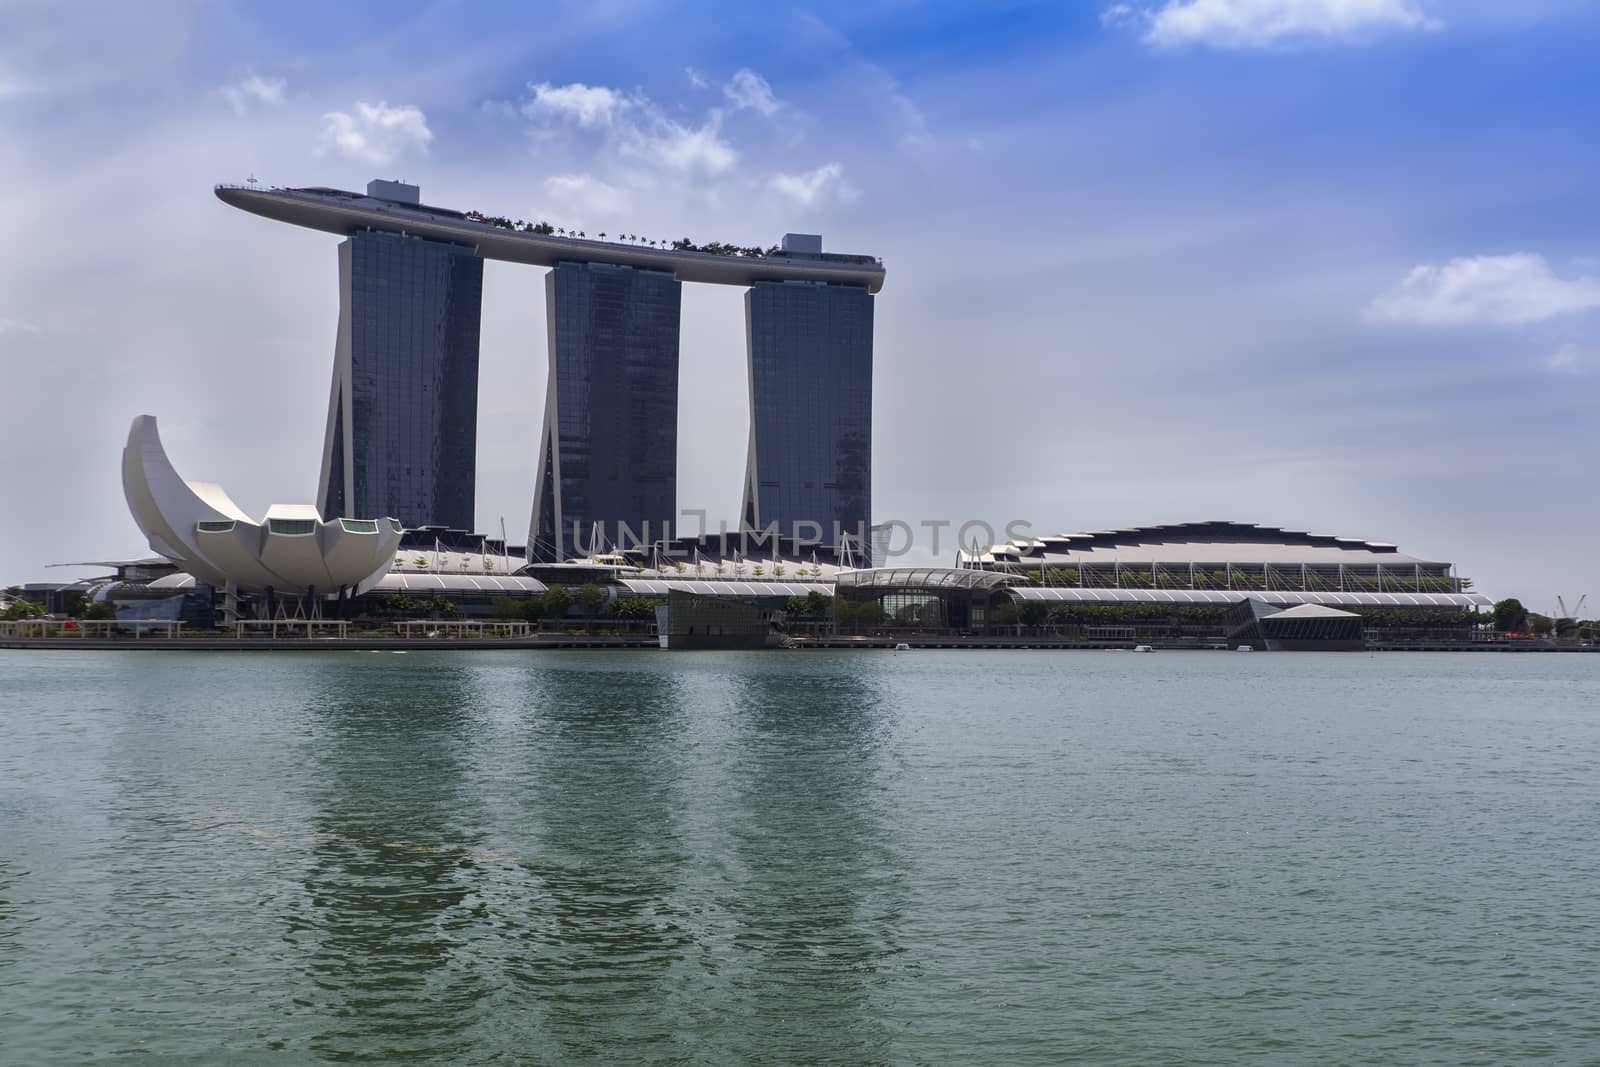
0;650;1598;1063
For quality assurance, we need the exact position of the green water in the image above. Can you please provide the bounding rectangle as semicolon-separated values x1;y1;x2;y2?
1;650;1597;1064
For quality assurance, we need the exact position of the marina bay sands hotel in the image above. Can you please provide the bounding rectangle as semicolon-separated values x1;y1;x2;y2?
216;179;884;562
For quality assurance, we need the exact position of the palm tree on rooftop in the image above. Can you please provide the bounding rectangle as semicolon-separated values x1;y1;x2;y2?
598;231;606;240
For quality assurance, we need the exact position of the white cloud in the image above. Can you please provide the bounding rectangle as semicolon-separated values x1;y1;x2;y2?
724;68;779;116
523;81;632;128
1367;254;1600;326
1101;3;1141;28
542;174;632;217
0;317;41;335
685;67;708;90
628;114;738;176
770;162;850;207
510;79;740;178
1129;0;1437;49
220;73;286;116
1545;343;1589;375
319;102;433;165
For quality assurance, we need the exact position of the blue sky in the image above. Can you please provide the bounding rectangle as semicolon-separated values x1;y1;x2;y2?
3;0;1598;609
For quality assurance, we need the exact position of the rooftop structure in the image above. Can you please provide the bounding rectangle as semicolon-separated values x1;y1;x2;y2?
1006;587;1487;609
959;521;1469;595
215;183;885;292
963;521;1437;568
618;577;834;599
837;568;1025;592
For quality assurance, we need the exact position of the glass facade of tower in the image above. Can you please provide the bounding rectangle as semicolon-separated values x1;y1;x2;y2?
319;230;483;531
531;261;681;560
742;280;874;557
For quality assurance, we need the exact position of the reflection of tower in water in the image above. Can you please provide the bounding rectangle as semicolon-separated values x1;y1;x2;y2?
294;661;492;1063
501;659;696;1060
712;663;907;1063
272;655;907;1062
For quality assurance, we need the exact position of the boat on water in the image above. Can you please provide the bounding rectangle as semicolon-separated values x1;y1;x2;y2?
1132;644;1155;653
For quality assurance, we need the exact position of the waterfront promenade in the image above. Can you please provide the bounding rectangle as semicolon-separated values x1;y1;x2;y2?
4;623;1591;654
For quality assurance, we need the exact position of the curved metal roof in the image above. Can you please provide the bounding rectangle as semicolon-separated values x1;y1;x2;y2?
377;573;547;594
964;521;1450;568
836;567;1027;591
1005;588;1489;609
618;578;832;598
145;572;547;595
216;185;886;293
47;557;172;570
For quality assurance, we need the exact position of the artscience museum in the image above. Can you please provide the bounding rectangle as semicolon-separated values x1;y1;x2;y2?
122;415;402;614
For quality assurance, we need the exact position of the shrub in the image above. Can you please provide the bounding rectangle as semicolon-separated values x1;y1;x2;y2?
576;583;607;616
541;586;574;618
612;596;663;621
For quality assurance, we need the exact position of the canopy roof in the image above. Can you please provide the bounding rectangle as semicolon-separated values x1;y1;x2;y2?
376;573;546;594
618;578;832;598
837;567;1027;591
1262;603;1360;620
962;521;1446;568
47;557;172;570
1007;588;1489;609
146;571;548;596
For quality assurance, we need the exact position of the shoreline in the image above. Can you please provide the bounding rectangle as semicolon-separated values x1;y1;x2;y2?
2;636;1593;653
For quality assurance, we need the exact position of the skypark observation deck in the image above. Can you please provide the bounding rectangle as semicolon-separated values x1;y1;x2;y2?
214;184;886;292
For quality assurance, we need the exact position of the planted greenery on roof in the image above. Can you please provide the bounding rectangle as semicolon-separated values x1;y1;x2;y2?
464;212;781;258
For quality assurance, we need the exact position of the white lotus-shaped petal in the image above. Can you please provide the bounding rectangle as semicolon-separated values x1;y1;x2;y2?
121;415;401;595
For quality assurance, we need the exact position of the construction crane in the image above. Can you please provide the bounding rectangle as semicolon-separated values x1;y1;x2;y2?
1554;594;1588;639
